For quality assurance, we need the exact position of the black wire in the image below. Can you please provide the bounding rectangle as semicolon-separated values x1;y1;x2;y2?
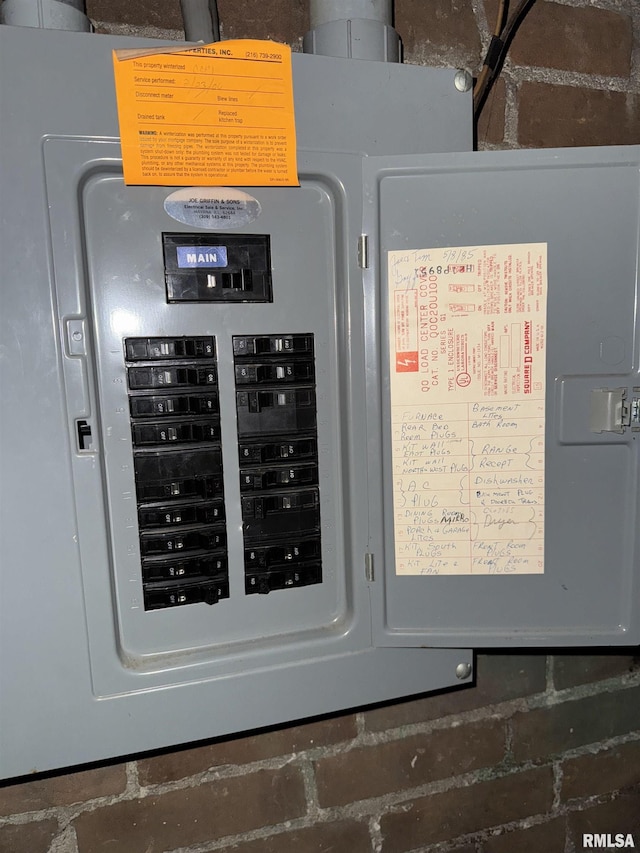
474;0;538;122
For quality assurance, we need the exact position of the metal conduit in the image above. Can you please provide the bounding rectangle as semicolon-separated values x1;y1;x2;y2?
0;0;90;31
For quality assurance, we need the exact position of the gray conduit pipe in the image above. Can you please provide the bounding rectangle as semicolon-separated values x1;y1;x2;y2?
303;0;400;61
310;0;393;27
0;0;90;31
180;0;220;42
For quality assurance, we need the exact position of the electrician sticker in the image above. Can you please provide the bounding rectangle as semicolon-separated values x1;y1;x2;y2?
164;187;261;229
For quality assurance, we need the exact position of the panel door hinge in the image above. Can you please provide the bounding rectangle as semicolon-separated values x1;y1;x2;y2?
358;234;369;269
590;387;640;434
365;552;375;582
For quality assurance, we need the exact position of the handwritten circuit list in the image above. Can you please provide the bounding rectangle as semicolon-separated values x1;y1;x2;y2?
388;243;547;576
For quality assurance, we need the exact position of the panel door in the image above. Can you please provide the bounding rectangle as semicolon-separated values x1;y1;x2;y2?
363;146;640;646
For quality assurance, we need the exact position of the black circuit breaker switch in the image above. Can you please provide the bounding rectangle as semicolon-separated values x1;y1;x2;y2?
138;501;225;529
142;555;228;583
233;335;314;357
131;419;221;447
128;365;217;390
245;565;322;596
239;438;317;464
130;392;219;418
139;526;227;556
235;361;315;385
125;337;214;361
244;537;321;569
163;233;272;303
125;336;228;611
233;331;323;594
144;579;229;610
236;389;316;434
240;464;319;492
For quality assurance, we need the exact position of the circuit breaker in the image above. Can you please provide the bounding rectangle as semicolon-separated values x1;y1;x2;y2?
1;24;639;782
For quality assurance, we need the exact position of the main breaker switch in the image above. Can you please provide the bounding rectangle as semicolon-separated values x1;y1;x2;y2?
163;233;272;303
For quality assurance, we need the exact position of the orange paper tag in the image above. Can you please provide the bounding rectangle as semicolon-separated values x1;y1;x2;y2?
112;40;298;186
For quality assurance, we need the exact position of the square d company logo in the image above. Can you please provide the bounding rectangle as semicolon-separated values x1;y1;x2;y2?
582;834;636;849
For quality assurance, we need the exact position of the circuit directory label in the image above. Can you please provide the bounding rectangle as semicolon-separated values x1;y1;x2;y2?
388;243;547;576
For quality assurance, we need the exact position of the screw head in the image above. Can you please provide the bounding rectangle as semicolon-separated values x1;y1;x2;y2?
455;662;473;679
454;69;472;93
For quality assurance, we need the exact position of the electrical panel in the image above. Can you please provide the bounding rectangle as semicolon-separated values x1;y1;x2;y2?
1;25;639;782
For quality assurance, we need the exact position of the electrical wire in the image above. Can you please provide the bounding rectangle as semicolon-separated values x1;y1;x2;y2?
474;0;507;105
474;0;537;121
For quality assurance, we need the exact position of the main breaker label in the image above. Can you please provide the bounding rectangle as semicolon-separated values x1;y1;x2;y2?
388;243;547;576
176;246;227;268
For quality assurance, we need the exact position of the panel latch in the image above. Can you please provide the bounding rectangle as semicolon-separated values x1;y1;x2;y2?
589;387;640;434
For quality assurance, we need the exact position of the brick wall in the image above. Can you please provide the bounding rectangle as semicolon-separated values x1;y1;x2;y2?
2;2;640;852
1;654;639;852
87;0;640;148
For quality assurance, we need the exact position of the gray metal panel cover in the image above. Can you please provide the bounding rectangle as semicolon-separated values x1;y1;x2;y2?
0;25;471;780
364;146;640;646
291;53;472;155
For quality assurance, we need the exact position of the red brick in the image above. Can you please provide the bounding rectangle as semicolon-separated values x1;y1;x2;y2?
217;0;307;44
220;820;372;853
0;765;127;817
484;0;631;77
139;714;356;786
380;766;554;852
483;818;566;852
86;0;183;29
0;820;58;853
567;787;640;847
316;719;505;807
74;767;306;853
476;76;506;147
562;741;640;801
512;686;640;762
553;653;639;690
518;83;640;148
396;0;481;65
364;654;546;732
